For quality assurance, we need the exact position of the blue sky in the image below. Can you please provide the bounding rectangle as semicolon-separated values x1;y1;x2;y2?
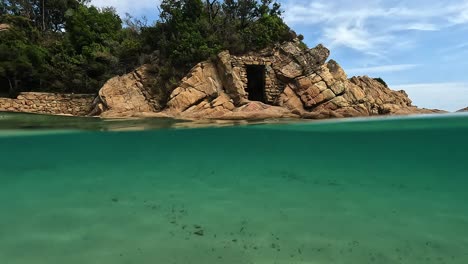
91;0;468;111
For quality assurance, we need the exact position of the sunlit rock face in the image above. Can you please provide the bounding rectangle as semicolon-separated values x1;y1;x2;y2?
94;40;443;119
0;24;11;32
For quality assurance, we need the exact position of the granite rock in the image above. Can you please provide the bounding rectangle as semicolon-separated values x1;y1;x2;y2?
94;41;444;119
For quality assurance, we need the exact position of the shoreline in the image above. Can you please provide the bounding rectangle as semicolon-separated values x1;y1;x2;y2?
1;110;467;134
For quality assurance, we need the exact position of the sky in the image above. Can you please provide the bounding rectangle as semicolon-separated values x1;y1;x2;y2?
91;0;468;111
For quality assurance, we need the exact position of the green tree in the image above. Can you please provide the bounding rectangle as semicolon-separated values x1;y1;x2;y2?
1;0;84;32
65;5;122;53
42;4;124;92
0;15;46;95
0;0;298;96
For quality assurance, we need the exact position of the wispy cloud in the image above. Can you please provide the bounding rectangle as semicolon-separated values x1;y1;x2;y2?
449;2;468;24
454;42;468;49
348;64;420;75
437;41;468;62
282;0;468;57
392;82;468;90
391;82;468;111
395;23;440;31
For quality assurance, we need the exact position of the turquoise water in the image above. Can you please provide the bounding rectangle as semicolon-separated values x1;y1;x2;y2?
1;112;468;264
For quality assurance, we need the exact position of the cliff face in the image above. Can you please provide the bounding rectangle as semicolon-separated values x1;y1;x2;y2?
92;40;442;119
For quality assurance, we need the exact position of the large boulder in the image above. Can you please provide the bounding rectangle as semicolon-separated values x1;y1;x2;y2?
279;42;330;72
291;64;345;109
273;42;330;81
216;51;247;105
166;93;298;120
307;44;331;71
277;84;305;114
174;93;235;119
220;101;299;120
327;60;348;81
91;65;158;117
166;61;222;112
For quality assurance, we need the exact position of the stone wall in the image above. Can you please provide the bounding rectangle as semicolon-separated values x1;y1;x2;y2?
0;92;96;116
231;55;282;104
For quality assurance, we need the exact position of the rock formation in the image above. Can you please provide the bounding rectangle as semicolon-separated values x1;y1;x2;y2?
0;24;10;32
90;65;168;118
91;40;443;119
457;107;468;112
166;61;223;113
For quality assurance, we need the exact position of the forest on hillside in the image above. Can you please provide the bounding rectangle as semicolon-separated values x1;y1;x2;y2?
0;0;299;97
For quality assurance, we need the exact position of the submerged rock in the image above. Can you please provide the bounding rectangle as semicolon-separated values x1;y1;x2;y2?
94;40;444;119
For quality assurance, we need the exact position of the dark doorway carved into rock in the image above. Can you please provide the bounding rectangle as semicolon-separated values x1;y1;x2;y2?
246;65;266;103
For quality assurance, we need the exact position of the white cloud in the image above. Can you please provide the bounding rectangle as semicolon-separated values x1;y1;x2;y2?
449;2;468;24
323;22;393;55
391;82;468;112
282;0;468;57
347;64;420;74
397;23;439;31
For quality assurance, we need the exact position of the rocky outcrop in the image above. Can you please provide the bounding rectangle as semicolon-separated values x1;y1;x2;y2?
90;65;161;117
166;61;223;112
298;76;442;119
171;93;235;119
216;51;247;104
93;40;443;120
179;96;297;120
0;24;10;32
457;107;468;112
0;36;445;119
221;101;299;120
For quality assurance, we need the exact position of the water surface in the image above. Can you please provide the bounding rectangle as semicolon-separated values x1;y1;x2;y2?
1;112;467;264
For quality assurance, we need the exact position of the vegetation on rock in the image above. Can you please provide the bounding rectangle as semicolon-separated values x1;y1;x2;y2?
373;77;388;88
0;0;295;97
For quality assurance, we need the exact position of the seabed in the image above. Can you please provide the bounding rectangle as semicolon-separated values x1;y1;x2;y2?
0;112;468;264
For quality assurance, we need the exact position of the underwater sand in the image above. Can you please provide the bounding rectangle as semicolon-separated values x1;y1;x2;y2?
0;113;468;264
